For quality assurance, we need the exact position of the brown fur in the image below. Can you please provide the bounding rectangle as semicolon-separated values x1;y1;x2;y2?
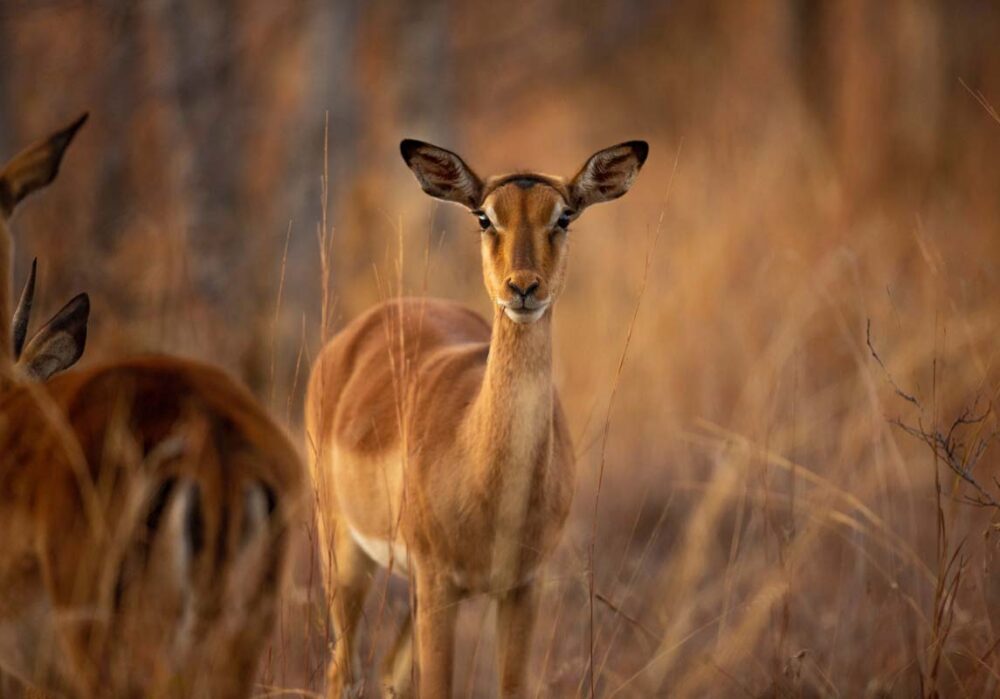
307;139;647;697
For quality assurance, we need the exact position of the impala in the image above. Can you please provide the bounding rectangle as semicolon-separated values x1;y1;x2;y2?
306;138;648;696
0;116;307;697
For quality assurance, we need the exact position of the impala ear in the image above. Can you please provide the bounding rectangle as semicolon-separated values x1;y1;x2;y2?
0;113;88;219
569;140;648;211
12;258;37;359
400;139;483;209
18;292;89;381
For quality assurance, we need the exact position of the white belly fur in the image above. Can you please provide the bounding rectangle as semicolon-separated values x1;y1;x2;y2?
349;527;410;576
329;445;409;576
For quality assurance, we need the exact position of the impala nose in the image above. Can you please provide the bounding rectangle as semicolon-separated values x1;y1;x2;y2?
506;277;540;300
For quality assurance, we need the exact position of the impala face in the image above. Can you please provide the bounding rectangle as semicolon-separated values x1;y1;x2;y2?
479;177;570;323
401;138;648;324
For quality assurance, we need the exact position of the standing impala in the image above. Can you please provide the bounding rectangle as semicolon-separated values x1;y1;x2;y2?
0;116;306;697
306;138;648;696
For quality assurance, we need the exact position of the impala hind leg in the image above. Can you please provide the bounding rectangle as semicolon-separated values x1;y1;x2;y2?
380;613;414;698
321;523;375;698
496;582;539;697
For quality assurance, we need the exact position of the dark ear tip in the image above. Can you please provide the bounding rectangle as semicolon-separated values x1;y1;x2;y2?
71;293;89;351
628;140;650;166
66;292;90;319
61;112;90;143
400;139;424;162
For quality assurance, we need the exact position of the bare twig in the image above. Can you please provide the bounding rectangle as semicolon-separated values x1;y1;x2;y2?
866;319;920;407
867;319;1000;511
594;591;660;646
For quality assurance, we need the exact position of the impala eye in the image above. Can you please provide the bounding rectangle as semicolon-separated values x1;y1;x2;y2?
474;211;491;230
556;211;573;230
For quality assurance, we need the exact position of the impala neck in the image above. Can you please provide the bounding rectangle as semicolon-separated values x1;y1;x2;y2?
468;307;554;484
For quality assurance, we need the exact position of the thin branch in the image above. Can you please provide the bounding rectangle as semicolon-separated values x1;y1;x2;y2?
868;320;1000;511
866;319;920;407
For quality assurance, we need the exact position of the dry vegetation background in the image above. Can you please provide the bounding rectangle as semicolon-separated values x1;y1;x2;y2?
1;1;999;697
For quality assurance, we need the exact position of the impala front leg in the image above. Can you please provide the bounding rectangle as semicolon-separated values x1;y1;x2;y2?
496;581;538;697
414;566;458;698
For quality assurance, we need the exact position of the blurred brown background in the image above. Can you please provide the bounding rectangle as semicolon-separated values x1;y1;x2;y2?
2;1;999;696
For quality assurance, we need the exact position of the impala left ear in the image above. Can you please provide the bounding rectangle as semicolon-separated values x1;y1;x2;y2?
18;292;89;381
569;140;648;211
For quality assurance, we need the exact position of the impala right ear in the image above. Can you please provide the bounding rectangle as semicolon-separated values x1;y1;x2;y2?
18;292;89;381
0;113;88;219
400;139;483;209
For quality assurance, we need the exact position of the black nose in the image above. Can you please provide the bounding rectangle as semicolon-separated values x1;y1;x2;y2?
507;279;539;298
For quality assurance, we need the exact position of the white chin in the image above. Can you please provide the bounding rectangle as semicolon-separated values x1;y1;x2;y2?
503;306;547;324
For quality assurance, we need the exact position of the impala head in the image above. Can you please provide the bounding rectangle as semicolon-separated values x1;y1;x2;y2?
0;113;88;373
401;139;648;324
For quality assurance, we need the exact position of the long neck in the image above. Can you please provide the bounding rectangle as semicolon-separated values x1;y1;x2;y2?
467;307;554;492
466;307;554;586
0;222;12;376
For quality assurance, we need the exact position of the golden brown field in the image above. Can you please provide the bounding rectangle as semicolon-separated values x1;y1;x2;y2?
1;1;999;696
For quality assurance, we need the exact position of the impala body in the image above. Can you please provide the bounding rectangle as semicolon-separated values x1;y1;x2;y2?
0;117;307;697
307;138;647;696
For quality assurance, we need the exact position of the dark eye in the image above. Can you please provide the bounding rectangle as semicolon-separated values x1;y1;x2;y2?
474;211;491;230
556;211;573;230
